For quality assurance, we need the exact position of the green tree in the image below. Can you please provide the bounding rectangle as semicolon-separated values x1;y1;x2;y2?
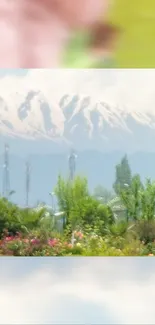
113;154;132;195
0;196;48;237
0;198;21;237
54;175;89;230
119;175;155;223
140;178;155;221
19;207;46;232
54;175;114;233
105;220;135;238
119;174;143;221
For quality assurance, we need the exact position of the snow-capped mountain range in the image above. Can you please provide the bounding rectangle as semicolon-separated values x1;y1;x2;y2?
0;90;155;152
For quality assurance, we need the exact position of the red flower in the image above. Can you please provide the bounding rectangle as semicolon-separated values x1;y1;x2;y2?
5;236;14;242
48;239;58;247
30;238;40;245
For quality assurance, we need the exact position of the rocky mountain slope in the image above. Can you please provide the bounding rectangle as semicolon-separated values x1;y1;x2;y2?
0;90;155;153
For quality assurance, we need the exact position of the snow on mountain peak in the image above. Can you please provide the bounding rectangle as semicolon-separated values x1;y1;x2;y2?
0;88;155;144
1;69;155;152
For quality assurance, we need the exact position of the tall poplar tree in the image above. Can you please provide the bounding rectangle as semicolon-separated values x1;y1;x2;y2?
113;154;132;195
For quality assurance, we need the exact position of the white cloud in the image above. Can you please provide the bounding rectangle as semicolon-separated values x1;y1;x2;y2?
0;258;155;324
0;69;155;112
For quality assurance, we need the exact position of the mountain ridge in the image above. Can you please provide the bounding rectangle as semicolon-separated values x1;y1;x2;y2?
1;91;155;153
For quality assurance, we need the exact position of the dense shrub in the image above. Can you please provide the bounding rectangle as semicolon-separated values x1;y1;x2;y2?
1;172;155;256
0;228;152;256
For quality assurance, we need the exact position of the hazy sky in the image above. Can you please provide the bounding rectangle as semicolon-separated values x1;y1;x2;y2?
0;69;28;77
1;257;155;324
0;69;155;113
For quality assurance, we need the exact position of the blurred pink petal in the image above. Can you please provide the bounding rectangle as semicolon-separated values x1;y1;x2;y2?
0;0;111;68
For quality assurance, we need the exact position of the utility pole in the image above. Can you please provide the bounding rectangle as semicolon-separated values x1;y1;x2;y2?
2;143;10;199
68;148;77;181
25;161;31;208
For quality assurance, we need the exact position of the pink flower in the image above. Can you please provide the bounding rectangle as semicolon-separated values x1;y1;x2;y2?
74;231;83;240
67;243;73;249
5;236;14;242
30;238;40;245
64;242;68;246
48;239;58;247
23;239;29;244
0;0;111;68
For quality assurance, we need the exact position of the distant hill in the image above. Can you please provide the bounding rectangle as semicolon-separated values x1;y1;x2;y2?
0;150;155;206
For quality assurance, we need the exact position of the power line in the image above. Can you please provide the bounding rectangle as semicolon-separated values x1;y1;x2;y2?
2;143;10;199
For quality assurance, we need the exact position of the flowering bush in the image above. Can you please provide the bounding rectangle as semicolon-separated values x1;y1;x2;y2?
0;233;67;256
0;228;152;256
74;230;84;240
2;172;155;256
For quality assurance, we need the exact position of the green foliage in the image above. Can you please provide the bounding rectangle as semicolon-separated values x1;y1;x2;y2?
113;154;132;195
54;175;114;233
119;174;143;221
0;197;50;238
119;176;155;222
105;220;135;237
19;207;45;230
0;198;21;237
2;156;155;256
135;220;155;244
109;0;155;68
54;175;89;227
140;179;155;221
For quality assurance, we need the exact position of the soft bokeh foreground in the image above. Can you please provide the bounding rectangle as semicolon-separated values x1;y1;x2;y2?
64;0;155;68
1;0;155;68
0;258;155;324
109;0;155;68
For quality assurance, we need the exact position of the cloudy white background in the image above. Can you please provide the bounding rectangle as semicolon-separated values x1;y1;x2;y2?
0;257;155;324
0;69;155;114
